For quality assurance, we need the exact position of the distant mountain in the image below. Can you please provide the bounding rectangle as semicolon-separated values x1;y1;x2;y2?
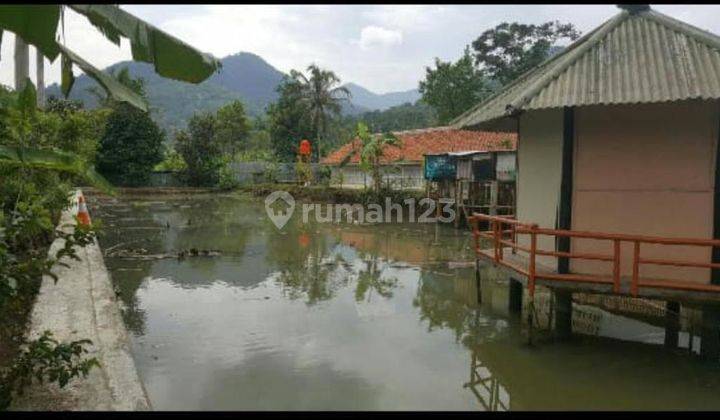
343;83;421;111
207;52;285;110
46;52;421;133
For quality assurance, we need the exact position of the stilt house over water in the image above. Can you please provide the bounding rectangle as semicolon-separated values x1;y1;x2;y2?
455;4;720;358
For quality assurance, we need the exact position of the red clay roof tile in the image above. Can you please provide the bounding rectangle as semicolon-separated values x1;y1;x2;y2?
322;127;517;165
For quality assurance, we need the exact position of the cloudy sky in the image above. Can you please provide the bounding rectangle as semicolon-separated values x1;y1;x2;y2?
2;4;720;93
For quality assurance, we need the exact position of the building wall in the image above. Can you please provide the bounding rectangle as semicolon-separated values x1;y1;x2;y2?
571;101;719;284
517;109;565;269
330;165;426;190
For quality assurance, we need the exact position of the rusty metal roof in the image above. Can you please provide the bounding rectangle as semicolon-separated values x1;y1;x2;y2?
452;6;720;130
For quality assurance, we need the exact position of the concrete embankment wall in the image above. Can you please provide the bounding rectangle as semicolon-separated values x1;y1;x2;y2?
12;190;150;411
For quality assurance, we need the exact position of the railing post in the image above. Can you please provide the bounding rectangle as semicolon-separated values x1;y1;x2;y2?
529;224;537;297
613;239;621;293
632;241;640;296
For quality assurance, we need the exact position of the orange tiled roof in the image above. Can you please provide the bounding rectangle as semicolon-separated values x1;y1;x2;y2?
322;126;517;166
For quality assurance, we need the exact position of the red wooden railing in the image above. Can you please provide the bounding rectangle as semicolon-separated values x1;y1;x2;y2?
469;213;720;298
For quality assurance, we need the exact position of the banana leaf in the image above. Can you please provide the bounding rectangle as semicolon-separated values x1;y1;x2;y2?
0;5;61;60
0;145;115;195
69;4;220;83
58;44;147;112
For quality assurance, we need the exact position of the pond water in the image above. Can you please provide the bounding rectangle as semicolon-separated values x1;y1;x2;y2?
89;192;720;411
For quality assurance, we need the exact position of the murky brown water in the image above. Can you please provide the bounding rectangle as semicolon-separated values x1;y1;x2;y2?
89;192;720;410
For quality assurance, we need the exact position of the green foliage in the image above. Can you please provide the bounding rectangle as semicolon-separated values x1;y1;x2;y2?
214;100;251;156
316;165;332;187
68;5;221;84
291;65;351;162
96;103;165;186
1;82;112;193
154;148;187;172
86;66;146;109
471;21;580;85
419;48;491;125
0;6;60;59
175;112;224;186
267;76;315;162
264;160;280;183
58;44;148;112
355;122;400;192
0;331;100;410
348;101;437;133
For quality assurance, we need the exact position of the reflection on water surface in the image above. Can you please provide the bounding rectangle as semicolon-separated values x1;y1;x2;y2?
90;192;720;410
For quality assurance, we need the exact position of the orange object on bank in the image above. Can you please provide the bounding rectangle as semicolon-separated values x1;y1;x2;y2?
299;139;311;156
298;232;310;248
77;195;91;226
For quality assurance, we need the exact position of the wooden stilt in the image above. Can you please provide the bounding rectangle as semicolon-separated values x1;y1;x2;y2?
554;290;573;341
664;301;680;348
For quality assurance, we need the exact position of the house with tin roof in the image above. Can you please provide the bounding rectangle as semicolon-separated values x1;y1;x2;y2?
322;126;517;190
456;4;720;357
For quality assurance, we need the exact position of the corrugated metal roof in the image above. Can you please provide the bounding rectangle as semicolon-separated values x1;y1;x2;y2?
452;7;720;130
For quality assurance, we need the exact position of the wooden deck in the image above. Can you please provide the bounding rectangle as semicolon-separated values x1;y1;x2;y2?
477;248;720;304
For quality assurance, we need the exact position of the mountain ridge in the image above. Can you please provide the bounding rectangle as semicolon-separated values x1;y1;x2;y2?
46;52;422;133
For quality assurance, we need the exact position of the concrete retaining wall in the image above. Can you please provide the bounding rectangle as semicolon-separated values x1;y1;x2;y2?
12;190;151;411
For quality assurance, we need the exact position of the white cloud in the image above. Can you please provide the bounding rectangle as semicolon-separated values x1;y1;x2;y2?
358;26;403;50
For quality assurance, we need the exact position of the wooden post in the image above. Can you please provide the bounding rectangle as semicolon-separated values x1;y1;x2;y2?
700;305;720;361
489;180;498;216
14;36;30;91
475;260;482;304
554;289;573;340
557;107;575;274
508;278;523;314
36;49;45;108
664;301;680;348
454;180;461;228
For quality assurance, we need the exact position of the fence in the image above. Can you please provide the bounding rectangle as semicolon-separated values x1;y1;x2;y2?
148;162;328;187
469;213;720;298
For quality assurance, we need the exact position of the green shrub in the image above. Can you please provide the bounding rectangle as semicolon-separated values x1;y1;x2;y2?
175;113;224;187
96;104;165;186
0;331;99;410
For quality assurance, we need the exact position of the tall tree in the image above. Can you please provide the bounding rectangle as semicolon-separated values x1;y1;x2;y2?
267;76;314;162
292;64;351;162
214;100;250;156
175;112;223;186
471;21;580;86
419;48;490;125
95;70;164;186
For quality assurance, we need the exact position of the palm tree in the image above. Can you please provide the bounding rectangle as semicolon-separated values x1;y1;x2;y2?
292;64;351;162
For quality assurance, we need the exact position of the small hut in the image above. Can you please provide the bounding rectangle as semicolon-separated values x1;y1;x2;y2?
424;150;517;226
454;4;720;357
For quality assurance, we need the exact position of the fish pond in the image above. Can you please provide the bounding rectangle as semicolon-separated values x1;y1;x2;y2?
89;192;720;410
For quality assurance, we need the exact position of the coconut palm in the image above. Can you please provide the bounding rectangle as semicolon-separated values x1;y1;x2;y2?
292;64;351;162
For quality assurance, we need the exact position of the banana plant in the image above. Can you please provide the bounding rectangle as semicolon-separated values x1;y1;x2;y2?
356;122;401;192
0;5;221;111
0;79;115;195
0;5;222;194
